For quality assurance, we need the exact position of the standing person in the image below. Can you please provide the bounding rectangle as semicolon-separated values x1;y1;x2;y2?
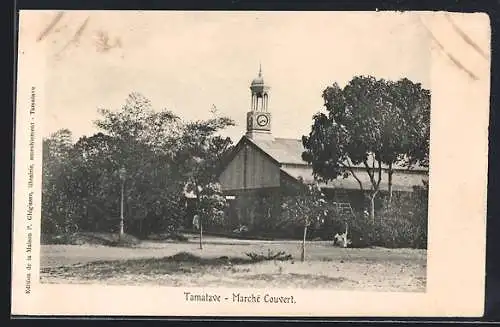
192;214;200;231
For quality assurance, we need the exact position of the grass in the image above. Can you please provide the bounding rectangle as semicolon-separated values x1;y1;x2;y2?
39;235;427;292
42;232;141;247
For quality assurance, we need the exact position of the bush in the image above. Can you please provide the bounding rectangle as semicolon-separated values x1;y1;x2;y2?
148;232;189;242
245;249;293;262
344;191;428;249
315;190;428;249
376;191;428;248
372;217;419;248
107;233;142;247
40;232;142;247
340;214;375;248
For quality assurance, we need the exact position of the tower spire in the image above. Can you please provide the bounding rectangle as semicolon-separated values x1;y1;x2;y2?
247;63;272;140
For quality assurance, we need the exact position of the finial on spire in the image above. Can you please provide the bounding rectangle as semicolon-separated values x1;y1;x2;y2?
258;62;262;77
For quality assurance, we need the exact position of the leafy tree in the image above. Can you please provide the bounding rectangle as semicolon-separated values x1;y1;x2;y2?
91;93;190;237
196;182;228;249
42;93;236;245
177;116;235;249
67;133;120;232
280;179;329;262
43;129;73;158
94;92;182;155
41;93;188;238
384;78;431;202
42;129;77;234
302;76;430;220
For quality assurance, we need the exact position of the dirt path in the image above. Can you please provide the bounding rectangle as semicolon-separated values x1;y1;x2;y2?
40;240;426;268
39;241;426;292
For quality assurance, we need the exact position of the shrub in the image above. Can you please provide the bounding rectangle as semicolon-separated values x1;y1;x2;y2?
107;233;142;247
372;216;417;248
323;190;428;249
375;191;428;248
344;214;376;248
245;249;293;262
148;232;189;242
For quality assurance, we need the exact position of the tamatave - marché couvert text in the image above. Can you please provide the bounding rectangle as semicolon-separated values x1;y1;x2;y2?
184;292;296;304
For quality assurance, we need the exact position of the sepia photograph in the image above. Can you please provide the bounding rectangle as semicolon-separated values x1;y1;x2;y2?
12;10;489;316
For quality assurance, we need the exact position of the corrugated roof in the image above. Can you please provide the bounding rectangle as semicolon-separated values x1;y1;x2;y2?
246;136;428;172
248;137;306;165
280;166;421;192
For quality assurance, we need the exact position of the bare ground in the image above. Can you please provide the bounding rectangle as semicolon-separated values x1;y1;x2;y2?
40;236;427;292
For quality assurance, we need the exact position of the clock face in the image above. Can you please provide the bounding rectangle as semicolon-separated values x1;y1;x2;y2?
256;114;269;127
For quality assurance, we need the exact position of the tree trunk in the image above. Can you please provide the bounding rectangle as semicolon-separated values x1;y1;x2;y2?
194;183;203;250
199;218;203;250
369;191;378;222
343;221;349;248
301;224;308;262
119;181;125;240
388;164;394;206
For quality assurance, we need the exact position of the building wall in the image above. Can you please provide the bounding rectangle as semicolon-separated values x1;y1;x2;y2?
219;143;281;192
289;165;429;192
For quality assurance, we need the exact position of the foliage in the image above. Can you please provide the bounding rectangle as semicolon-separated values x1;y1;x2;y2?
335;188;428;249
41;93;235;240
197;182;229;230
245;250;293;262
302;76;431;219
278;179;335;261
41;129;78;235
41;232;141;247
148;232;189;242
279;179;328;227
94;92;183;154
177;117;235;187
177;115;235;248
375;188;428;248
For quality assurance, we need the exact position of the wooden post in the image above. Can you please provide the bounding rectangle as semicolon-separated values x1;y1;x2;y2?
199;219;203;250
388;165;394;207
301;223;308;262
119;179;125;240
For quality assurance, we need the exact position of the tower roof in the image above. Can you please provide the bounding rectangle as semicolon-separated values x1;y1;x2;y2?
251;64;266;86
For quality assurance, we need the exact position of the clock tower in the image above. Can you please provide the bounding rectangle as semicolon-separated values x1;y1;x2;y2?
246;65;273;140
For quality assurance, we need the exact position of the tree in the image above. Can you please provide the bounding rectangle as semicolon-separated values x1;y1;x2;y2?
280;179;329;262
302;76;385;221
384;78;431;203
91;93;192;237
196;182;228;249
94;92;182;155
68;132;120;232
42;94;236;243
302;76;430;220
175;116;235;249
42;129;78;234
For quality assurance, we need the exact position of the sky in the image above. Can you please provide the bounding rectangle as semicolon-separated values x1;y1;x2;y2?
34;11;432;142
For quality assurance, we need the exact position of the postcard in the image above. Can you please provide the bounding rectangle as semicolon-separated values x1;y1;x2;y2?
12;10;490;317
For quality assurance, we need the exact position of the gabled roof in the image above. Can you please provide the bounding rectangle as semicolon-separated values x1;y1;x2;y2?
217;135;428;192
246;137;306;165
245;135;428;172
216;135;281;176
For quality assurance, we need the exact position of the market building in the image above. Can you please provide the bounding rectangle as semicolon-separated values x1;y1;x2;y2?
216;67;428;231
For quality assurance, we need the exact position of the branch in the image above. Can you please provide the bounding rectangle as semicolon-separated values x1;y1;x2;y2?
343;158;364;191
376;159;382;190
363;159;377;190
